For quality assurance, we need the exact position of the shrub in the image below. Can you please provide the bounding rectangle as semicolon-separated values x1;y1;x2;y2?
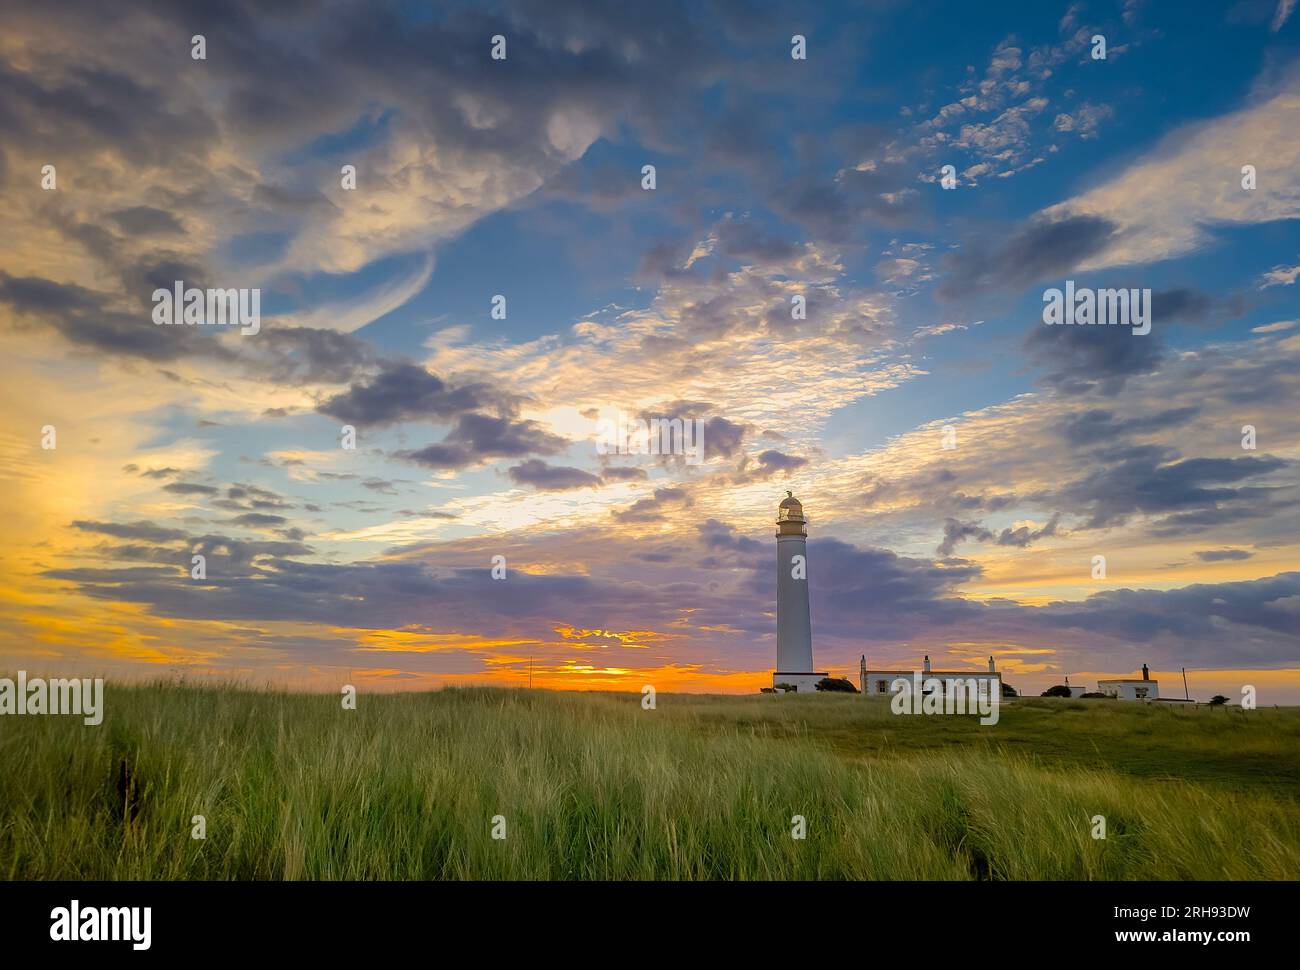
816;677;858;693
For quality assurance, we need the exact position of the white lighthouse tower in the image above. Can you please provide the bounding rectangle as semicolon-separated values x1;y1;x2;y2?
773;492;826;692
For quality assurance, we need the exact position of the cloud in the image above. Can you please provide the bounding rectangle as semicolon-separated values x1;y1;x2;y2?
733;449;808;483
599;466;648;483
1023;316;1165;394
1059;454;1288;531
162;482;220;496
229;512;289;529
318;362;500;426
1259;262;1300;288
507;459;603;491
1196;549;1254;561
71;520;188;543
936;515;1059;556
614;486;694;523
0;271;230;362
937;215;1119;298
397;413;569;470
108;206;185;236
1039;72;1300;269
1273;0;1297;32
1051;102;1114;140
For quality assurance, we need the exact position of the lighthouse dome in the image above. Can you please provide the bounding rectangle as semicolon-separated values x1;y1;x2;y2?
776;491;807;530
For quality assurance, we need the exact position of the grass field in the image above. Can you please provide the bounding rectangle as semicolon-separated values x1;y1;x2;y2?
3;682;1299;880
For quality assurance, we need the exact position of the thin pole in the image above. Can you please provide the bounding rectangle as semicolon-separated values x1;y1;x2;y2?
1182;667;1189;700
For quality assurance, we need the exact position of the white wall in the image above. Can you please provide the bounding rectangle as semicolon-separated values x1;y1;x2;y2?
773;672;827;693
861;672;1000;699
1099;680;1160;700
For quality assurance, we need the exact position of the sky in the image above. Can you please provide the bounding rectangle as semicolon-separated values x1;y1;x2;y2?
1;0;1298;701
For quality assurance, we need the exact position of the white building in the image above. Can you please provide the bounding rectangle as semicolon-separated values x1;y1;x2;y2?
1098;664;1160;700
859;654;1002;702
1065;675;1085;698
772;493;827;693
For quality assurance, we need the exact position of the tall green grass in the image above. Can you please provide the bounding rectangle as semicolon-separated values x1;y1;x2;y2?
2;683;1298;879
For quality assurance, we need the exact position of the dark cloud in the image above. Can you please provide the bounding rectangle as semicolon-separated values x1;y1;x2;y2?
396;413;568;470
1195;549;1254;562
995;513;1061;548
802;539;984;641
1024;320;1165;395
1037;573;1300;656
507;459;602;491
770;163;918;244
71;520;188;543
937;514;1060;556
734;448;808;483
230;512;289;528
704;417;747;459
108;206;184;236
697;518;764;554
253;328;375;386
1058;453;1289;531
1058;407;1201;446
614;486;693;523
713;218;800;265
0;271;233;362
163;482;220;496
937;215;1119;299
937;519;994;557
599;466;648;482
318;361;498;426
1151;287;1247;330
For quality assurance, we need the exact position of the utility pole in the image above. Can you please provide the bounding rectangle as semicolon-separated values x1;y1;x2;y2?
529;656;533;690
1182;667;1189;700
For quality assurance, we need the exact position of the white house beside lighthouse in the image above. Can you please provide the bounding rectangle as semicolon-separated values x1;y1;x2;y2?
773;492;827;692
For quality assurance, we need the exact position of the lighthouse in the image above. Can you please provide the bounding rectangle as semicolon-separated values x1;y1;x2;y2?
773;492;826;692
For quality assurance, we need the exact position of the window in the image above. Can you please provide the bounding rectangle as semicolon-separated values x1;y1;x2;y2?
876;680;888;694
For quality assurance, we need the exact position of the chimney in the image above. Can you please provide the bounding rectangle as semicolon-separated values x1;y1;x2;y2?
923;655;931;674
1142;663;1149;682
988;655;995;673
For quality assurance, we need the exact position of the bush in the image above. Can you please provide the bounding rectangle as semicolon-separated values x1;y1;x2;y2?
1081;692;1111;699
1041;685;1073;698
1209;695;1230;706
816;677;858;693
